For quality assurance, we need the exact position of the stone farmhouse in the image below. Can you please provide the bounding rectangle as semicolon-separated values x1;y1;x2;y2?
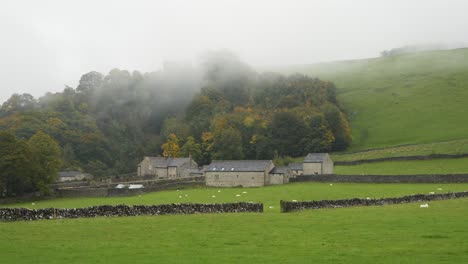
137;156;198;179
302;153;334;175
205;160;275;187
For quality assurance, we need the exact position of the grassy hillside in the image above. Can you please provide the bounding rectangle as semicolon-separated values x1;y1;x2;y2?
1;183;468;263
332;139;468;161
282;48;468;151
335;157;468;175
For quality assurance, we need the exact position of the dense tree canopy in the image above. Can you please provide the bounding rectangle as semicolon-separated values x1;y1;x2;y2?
0;131;61;197
0;51;351;181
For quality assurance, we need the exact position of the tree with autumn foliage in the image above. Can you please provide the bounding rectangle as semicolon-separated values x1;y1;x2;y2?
162;133;181;157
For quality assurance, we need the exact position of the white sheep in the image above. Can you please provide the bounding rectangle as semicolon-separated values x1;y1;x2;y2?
420;204;429;208
212;195;216;198
329;183;333;186
437;188;443;191
236;194;241;197
242;191;247;194
429;192;435;195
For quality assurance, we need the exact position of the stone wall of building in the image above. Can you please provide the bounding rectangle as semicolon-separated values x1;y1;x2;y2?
302;163;322;175
280;191;468;212
269;174;286;185
322;157;334;174
205;171;266;187
0;202;263;222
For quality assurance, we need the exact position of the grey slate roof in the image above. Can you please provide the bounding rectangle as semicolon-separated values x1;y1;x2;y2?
270;166;290;174
303;153;330;163
142;157;195;168
58;171;83;178
207;160;273;172
288;163;303;171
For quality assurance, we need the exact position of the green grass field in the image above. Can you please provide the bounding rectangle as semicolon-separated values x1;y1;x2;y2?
1;183;468;263
335;157;468;175
4;182;468;211
280;48;468;151
332;139;468;162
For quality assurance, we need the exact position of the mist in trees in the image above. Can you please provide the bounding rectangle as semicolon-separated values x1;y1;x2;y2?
0;50;352;178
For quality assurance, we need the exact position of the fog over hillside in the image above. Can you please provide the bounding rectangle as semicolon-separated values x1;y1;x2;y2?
1;0;468;103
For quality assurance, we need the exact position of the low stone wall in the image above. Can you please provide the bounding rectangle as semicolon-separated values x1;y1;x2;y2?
291;174;468;183
335;153;468;165
280;191;468;212
56;177;206;198
0;202;263;222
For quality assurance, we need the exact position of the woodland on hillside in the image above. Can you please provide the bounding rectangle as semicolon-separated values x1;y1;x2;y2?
0;52;351;186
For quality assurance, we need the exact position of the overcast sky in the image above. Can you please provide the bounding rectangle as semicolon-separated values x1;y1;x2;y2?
1;0;467;103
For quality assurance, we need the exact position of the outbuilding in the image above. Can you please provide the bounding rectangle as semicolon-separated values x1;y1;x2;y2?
302;153;334;175
57;171;88;182
269;166;292;184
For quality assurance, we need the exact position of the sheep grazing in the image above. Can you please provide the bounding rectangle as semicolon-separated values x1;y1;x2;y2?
292;200;297;202
420;204;429;208
429;192;435;195
211;195;216;198
269;206;274;209
178;196;182;198
236;194;241;197
329;184;333;186
242;191;247;194
437;188;443;191
31;203;35;206
218;190;221;193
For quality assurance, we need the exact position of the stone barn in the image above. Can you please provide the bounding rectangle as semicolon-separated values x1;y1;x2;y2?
269;166;292;184
137;156;198;179
205;160;275;187
302;153;334;175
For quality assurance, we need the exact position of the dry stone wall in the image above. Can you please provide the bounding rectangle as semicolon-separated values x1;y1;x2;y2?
292;174;468;183
0;202;263;222
280;191;468;212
